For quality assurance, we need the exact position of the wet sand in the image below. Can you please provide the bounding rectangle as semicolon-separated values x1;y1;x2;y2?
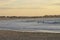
0;30;60;40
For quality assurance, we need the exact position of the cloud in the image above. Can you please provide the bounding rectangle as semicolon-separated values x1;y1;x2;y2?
53;3;60;5
0;0;10;3
0;0;17;6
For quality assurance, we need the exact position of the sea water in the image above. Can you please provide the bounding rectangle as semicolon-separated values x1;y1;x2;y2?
0;18;60;33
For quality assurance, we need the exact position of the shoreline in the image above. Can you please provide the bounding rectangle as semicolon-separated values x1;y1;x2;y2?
0;28;60;33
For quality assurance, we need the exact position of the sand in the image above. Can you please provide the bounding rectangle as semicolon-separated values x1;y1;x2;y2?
0;30;60;40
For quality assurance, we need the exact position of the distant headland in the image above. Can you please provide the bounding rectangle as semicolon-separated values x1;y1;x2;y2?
0;15;60;19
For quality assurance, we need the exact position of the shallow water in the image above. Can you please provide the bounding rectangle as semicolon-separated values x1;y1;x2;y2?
0;18;60;32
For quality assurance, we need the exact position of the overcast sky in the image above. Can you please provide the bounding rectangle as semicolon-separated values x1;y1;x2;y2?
0;0;60;16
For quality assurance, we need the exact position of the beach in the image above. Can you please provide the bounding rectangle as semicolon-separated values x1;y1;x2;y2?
0;30;60;40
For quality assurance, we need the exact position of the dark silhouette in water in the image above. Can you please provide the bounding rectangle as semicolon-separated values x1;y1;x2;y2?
37;21;60;24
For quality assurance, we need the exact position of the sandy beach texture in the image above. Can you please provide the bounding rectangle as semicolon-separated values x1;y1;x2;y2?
0;30;60;40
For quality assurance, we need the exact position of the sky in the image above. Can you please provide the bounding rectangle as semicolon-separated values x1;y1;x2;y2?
0;0;60;16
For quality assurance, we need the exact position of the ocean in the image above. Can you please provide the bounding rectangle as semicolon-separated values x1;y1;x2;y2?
0;18;60;33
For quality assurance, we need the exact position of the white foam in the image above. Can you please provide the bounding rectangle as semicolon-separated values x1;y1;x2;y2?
1;29;60;33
